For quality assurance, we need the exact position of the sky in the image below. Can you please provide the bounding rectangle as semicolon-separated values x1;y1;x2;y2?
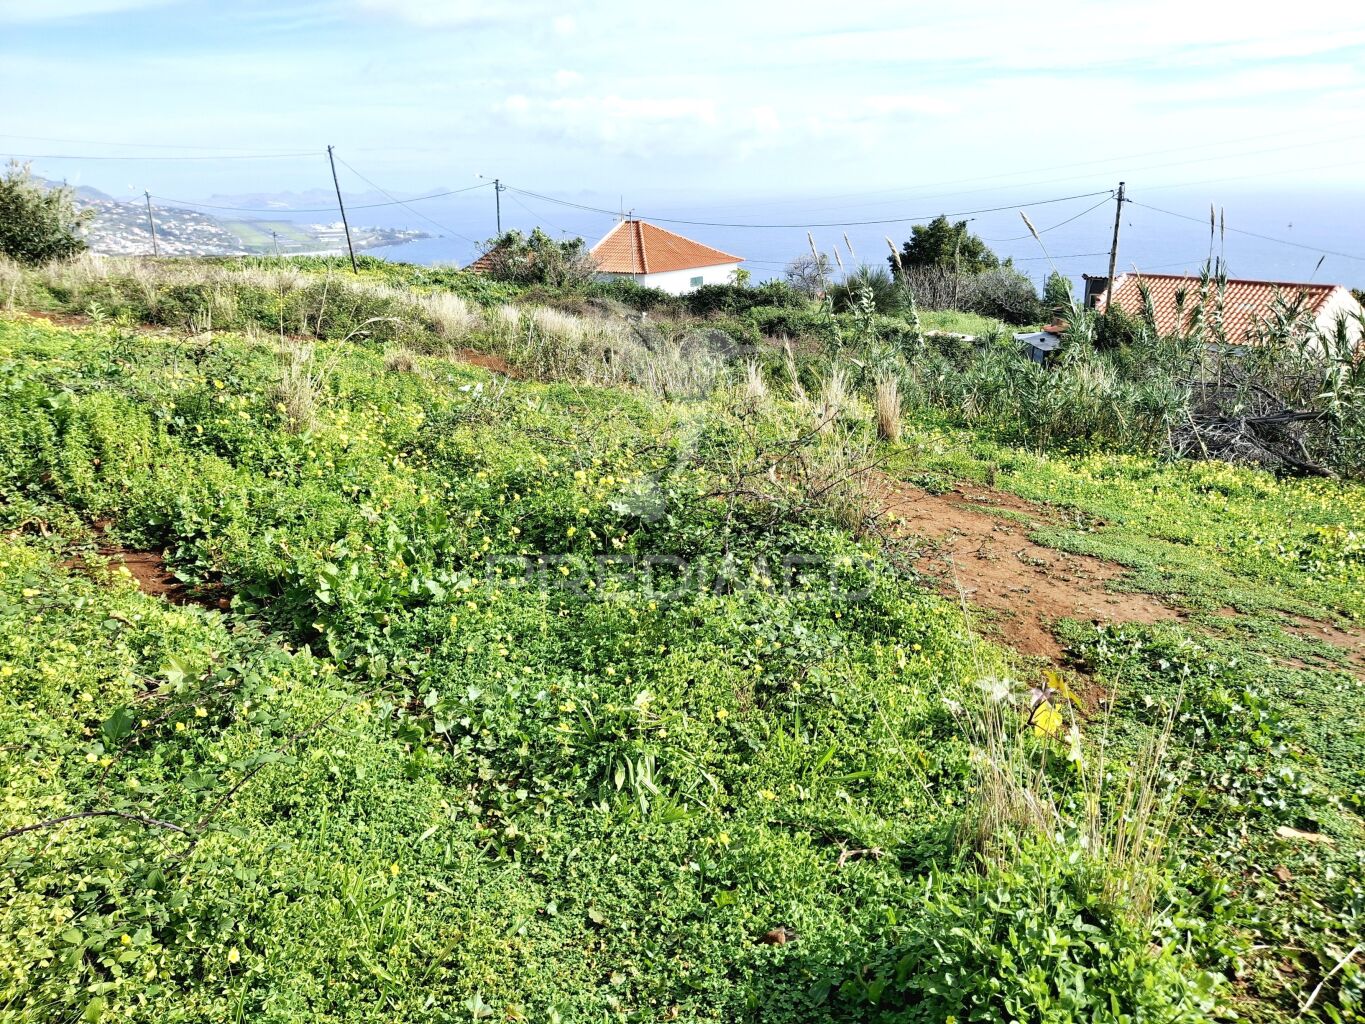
3;0;1365;263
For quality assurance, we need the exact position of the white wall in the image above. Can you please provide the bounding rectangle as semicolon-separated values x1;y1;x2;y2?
1314;287;1365;347
596;263;742;296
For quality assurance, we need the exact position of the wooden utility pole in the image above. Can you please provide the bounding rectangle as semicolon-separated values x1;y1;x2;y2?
1104;181;1125;311
272;229;280;256
326;145;359;274
494;178;502;234
144;191;159;257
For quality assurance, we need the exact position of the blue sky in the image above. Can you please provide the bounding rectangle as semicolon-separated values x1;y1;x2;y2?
3;0;1365;210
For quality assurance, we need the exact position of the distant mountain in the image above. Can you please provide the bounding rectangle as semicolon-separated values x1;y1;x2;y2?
34;176;426;257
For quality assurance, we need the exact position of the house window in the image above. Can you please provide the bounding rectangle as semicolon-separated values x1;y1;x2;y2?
690;275;703;288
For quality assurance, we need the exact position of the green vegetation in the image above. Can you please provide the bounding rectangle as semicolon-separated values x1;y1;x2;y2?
0;252;1362;1022
0;162;89;265
889;215;999;275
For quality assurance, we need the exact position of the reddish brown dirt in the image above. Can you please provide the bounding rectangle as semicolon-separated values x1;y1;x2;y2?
876;478;1178;662
451;349;517;377
19;310;95;330
1285;614;1365;671
68;539;230;611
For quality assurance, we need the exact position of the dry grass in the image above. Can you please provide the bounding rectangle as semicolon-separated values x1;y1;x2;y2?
743;360;769;406
0;256;23;309
415;291;478;341
782;340;807;404
814;366;849;432
275;340;320;432
957;646;1184;927
384;345;423;375
874;374;902;442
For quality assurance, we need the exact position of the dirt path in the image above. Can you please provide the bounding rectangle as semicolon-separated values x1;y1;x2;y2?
877;478;1179;661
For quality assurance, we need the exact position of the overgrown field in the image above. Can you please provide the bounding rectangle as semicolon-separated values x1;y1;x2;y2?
0;258;1362;1024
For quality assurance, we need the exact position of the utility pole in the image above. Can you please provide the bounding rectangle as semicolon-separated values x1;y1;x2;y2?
326;145;359;274
272;229;280;256
494;178;502;234
144;191;159;257
1104;181;1126;312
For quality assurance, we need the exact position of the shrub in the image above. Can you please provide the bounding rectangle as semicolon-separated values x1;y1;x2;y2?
0;162;89;265
750;304;840;343
472;227;596;288
963;266;1043;325
584;277;683;314
829;265;903;315
684;279;803;317
889;215;999;275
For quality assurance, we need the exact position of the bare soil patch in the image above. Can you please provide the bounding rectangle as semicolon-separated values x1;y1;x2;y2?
879;478;1365;676
876;477;1177;661
451;349;517;377
1285;613;1365;672
68;530;230;611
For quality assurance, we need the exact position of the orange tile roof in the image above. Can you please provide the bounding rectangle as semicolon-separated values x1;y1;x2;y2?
464;248;500;273
1096;273;1355;343
591;219;743;275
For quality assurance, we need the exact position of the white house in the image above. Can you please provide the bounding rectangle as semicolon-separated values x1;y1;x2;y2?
590;219;743;295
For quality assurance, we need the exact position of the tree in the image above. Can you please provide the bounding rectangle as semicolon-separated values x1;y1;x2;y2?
1043;271;1073;321
0;162;88;265
888;215;998;277
474;228;595;288
784;252;832;299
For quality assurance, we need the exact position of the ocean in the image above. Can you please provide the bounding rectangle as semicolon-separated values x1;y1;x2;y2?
278;185;1364;292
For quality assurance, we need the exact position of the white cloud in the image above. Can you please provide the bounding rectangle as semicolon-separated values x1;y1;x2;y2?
552;14;575;35
0;0;173;20
552;69;583;90
351;0;518;28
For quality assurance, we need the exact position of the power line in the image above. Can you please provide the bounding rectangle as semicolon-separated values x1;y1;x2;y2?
0;133;312;153
980;195;1116;241
689;118;1365;215
1010;251;1111;263
503;190;572;235
333;154;480;244
501;184;1115;229
1128;198;1365;264
3;151;318;162
149;181;492;214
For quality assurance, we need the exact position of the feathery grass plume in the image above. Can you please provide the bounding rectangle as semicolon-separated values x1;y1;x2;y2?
743;359;769;405
275;340;320;432
1019;210;1059;278
832;247;845;274
783;338;808;404
1207;203;1216;264
814;366;848;432
0;254;25;309
843;232;857;261
416;291;478;341
874;374;901;442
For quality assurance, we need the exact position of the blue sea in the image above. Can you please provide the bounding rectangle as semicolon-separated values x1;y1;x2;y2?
263;184;1365;292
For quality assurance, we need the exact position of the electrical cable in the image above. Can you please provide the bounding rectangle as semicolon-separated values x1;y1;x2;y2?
3;151;317;161
333;155;480;244
980;196;1116;242
1128;198;1365;264
0;133;313;153
500;184;1115;229
148;181;492;214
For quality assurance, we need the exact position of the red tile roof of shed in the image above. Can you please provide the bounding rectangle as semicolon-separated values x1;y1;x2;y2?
591;219;743;275
1095;273;1351;342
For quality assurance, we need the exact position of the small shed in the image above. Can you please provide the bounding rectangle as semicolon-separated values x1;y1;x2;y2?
1014;323;1064;363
